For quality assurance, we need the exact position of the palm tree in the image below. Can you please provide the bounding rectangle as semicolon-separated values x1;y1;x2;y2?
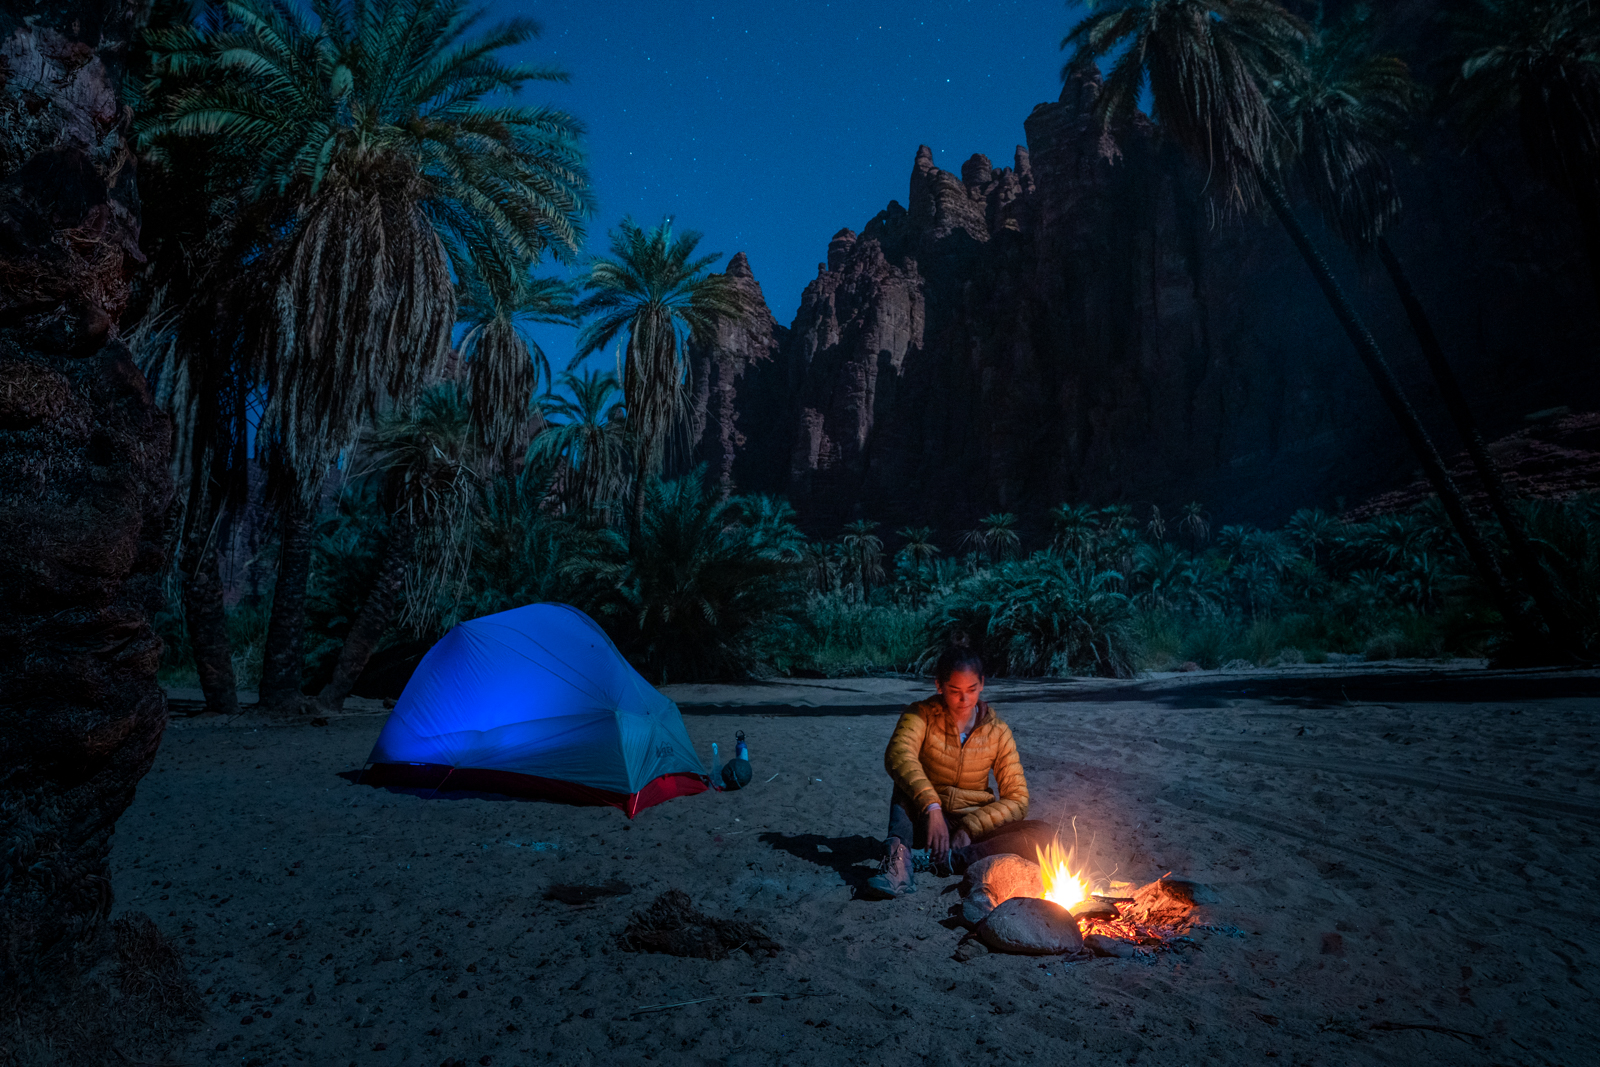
530;369;630;514
1062;0;1531;641
1049;502;1100;558
457;272;580;466
840;519;886;598
1285;507;1339;564
979;512;1023;560
574;218;754;539
0;0;175;1007
1146;505;1168;542
141;0;590;711
314;384;477;711
1270;8;1569;641
1178;501;1210;547
592;473;806;682
896;526;942;568
892;526;940;608
1447;0;1600;305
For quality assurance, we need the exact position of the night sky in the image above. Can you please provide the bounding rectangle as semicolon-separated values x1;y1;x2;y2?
503;0;1086;369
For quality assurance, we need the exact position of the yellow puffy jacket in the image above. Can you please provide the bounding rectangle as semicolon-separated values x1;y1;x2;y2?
884;697;1029;837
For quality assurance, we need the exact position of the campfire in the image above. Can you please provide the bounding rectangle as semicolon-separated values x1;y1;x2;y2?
954;842;1215;960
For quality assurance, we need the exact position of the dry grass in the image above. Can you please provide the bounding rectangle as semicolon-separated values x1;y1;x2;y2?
2;913;201;1067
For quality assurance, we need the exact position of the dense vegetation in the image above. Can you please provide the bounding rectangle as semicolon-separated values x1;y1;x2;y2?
127;0;1600;703
157;453;1600;687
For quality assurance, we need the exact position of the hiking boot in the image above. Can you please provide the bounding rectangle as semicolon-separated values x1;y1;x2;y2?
862;840;916;900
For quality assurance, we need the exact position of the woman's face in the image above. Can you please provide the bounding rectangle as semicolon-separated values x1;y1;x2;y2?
937;668;985;720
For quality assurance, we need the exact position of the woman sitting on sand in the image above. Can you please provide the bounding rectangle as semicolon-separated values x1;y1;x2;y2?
864;641;1056;900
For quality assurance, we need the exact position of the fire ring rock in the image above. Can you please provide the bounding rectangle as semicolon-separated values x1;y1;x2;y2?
1083;933;1137;958
975;896;1085;956
959;854;1044;926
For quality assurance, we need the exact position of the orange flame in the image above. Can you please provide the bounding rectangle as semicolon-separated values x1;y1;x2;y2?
1035;838;1090;911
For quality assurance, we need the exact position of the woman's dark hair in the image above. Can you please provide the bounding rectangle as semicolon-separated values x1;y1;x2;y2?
934;637;985;684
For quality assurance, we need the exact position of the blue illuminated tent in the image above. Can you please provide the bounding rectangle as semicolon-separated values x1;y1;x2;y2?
361;603;708;816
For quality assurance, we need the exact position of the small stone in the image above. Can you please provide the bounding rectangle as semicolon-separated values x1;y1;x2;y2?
1320;932;1345;956
1084;934;1136;958
976;897;1084;956
962;891;997;927
952;936;990;962
1070;898;1119;922
372;1043;387;1052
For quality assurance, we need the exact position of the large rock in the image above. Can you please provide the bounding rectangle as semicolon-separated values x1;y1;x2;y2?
958;854;1043;925
975;897;1084;956
703;43;1595;531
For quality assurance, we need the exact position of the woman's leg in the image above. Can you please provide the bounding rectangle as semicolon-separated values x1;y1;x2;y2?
952;819;1059;872
864;792;922;899
885;790;922;851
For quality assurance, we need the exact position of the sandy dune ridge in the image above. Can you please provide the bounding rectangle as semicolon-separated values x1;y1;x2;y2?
110;667;1599;1066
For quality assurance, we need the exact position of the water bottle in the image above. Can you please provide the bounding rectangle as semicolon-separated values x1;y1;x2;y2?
710;742;722;790
735;730;748;762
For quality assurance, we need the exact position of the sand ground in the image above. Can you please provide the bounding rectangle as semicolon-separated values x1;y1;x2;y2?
110;666;1599;1066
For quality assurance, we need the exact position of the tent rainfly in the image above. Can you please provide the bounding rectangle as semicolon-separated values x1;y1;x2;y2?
361;603;707;815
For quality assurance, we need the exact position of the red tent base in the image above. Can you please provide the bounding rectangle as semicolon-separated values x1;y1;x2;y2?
360;763;708;817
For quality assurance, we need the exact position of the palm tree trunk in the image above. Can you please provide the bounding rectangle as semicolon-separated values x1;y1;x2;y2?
1257;172;1536;642
0;0;175;1011
258;503;313;713
1375;237;1569;639
314;521;415;711
183;529;241;717
1574;192;1600;313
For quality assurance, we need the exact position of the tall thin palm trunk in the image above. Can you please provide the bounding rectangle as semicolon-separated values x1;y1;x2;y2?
315;521;414;712
1375;236;1569;637
258;504;313;712
1575;193;1600;312
183;532;241;716
1258;170;1535;640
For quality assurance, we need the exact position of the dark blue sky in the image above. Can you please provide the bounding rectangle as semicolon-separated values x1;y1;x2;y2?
504;0;1084;369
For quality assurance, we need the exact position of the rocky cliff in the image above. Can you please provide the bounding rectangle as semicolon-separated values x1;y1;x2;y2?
693;67;1597;538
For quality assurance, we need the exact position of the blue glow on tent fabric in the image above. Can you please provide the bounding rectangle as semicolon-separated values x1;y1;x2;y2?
367;603;705;795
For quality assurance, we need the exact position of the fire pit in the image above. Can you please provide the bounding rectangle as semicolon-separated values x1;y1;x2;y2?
954;843;1215;961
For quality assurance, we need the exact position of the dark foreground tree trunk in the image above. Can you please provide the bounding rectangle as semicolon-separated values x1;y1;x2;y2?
1257;173;1539;645
314;521;415;711
0;0;174;1003
1375;237;1570;642
182;531;241;716
257;503;312;713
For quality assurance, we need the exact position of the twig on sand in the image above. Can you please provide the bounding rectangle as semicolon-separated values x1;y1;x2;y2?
765;773;780;782
629;991;831;1017
1369;1021;1483;1042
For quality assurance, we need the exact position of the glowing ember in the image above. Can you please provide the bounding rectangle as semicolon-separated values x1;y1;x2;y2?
1035;839;1090;911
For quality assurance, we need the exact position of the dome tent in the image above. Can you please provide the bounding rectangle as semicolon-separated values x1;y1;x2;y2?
361;603;707;816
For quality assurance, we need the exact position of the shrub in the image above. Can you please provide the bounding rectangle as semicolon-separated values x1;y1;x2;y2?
591;474;808;682
929;554;1137;677
784;595;930;675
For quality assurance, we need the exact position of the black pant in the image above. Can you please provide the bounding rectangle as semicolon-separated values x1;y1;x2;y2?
886;790;1060;869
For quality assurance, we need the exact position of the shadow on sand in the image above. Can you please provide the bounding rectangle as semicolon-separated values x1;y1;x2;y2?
757;832;882;894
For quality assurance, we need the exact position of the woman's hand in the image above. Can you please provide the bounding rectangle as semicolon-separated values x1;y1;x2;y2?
926;805;950;858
